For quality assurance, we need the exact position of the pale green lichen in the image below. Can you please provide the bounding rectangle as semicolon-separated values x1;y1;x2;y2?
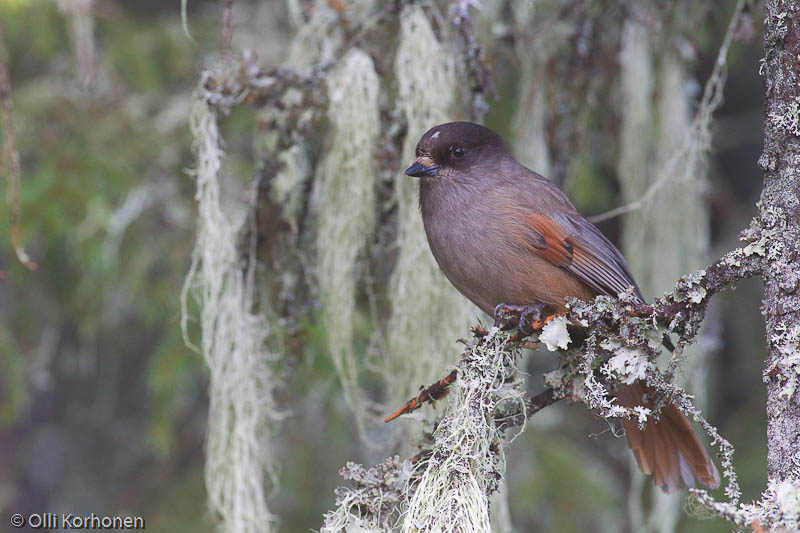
601;346;651;385
740;214;777;258
671;270;709;304
323;327;527;532
543;367;568;391
744;231;770;257
773;478;800;520
539;316;572;351
769;321;800;400
185;91;282;533
632;405;653;426
740;207;789;267
285;1;342;68
321;457;412;532
687;285;707;304
314;47;381;438
692;477;800;530
402;328;525;533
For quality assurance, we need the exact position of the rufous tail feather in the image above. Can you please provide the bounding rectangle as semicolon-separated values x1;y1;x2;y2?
616;381;720;493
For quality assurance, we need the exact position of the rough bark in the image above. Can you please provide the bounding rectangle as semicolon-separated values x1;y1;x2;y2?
760;0;800;482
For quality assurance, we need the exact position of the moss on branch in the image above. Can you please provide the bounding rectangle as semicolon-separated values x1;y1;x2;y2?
323;245;765;531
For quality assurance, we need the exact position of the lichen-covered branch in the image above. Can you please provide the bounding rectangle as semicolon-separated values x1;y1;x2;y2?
321;457;414;532
324;325;528;533
322;244;766;531
401;327;525;533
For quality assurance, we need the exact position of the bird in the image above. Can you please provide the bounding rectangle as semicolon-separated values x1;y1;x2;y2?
404;121;720;493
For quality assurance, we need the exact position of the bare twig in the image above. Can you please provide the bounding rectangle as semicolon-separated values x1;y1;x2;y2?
495;388;562;431
590;0;746;223
180;0;197;44
221;0;234;65
384;369;459;422
0;18;36;271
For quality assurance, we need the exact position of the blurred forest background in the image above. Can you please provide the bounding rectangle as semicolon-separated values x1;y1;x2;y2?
0;0;770;532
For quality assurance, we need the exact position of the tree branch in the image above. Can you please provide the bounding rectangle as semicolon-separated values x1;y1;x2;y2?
324;244;765;530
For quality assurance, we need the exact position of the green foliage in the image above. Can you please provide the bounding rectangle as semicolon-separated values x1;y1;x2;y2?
0;0;213;520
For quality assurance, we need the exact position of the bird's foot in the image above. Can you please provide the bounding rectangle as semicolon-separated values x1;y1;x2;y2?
493;302;551;336
530;312;567;331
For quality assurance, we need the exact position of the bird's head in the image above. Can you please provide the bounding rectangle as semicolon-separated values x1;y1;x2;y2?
405;122;509;181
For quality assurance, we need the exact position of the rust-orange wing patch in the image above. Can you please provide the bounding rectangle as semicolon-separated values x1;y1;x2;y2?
520;212;643;301
522;213;575;267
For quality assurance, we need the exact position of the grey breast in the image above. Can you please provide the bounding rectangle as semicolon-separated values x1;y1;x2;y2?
419;179;513;314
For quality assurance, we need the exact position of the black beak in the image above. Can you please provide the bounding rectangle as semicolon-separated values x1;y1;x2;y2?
405;161;440;178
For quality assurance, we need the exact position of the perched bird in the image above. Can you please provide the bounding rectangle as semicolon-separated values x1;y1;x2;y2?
405;121;720;493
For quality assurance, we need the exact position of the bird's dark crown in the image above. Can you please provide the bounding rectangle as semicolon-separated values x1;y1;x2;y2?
414;122;508;165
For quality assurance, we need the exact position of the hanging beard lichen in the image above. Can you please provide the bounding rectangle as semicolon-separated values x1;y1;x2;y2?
387;5;478;431
314;48;380;438
184;92;283;533
402;330;525;533
266;0;345;222
285;1;342;69
619;21;712;298
650;55;710;292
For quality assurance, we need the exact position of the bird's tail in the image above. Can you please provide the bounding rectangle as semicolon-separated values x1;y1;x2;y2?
615;381;720;493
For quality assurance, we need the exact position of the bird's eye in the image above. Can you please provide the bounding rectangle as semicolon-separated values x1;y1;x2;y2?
451;146;467;159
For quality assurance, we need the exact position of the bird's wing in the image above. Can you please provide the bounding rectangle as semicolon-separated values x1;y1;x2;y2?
516;209;645;302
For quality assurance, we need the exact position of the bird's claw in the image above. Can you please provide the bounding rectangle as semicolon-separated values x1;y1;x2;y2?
493;302;551;336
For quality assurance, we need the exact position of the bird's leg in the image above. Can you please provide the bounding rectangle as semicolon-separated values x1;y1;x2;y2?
493;302;550;336
530;313;568;330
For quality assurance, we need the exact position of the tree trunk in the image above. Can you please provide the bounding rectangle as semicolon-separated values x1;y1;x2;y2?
760;0;800;481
